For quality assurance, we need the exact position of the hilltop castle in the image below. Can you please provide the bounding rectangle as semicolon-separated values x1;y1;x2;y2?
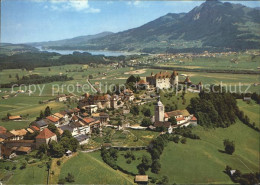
146;71;178;89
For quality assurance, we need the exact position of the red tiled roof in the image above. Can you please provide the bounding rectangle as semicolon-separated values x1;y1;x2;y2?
154;71;171;79
36;128;56;139
83;117;95;124
72;115;78;121
176;117;185;121
46;116;59;123
0;126;7;134
191;116;197;121
31;126;40;131
164;113;169;118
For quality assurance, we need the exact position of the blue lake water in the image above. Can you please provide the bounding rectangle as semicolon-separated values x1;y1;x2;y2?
35;46;135;56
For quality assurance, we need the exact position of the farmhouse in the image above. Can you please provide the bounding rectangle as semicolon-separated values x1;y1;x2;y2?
135;175;149;184
9;129;27;140
35;128;57;148
8;115;22;120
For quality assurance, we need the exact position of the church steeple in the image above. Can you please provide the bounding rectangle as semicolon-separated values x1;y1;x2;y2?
155;95;164;122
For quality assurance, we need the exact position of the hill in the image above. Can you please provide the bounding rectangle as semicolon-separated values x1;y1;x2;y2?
29;31;114;48
36;1;260;53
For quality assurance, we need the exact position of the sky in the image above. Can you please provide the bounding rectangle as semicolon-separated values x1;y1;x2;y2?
1;0;260;43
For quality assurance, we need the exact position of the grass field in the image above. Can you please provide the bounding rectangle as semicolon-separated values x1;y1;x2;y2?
0;95;74;130
237;99;260;129
59;152;134;184
0;154;48;185
116;121;259;184
7;164;48;185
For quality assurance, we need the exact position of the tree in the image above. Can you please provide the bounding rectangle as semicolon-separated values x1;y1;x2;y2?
20;162;27;169
65;173;75;183
142;108;151;117
44;106;51;117
126;75;136;84
130;105;139;116
223;139;235;155
141;117;152;127
151;160;161;174
15;73;19;80
169;116;177;125
89;75;93;79
49;141;64;158
9;74;12;78
141;155;152;170
150;148;160;160
181;138;187;144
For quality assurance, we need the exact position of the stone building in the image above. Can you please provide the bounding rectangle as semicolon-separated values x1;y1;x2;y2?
146;71;178;89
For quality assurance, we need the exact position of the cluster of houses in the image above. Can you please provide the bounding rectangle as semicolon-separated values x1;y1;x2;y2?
79;89;135;109
0;104;110;159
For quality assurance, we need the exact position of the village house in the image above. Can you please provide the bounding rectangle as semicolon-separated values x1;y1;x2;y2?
82;105;98;114
1;140;35;159
35;128;57;148
46;115;60;126
33;119;49;130
2;95;10;99
135;175;149;185
0;132;15;141
9;129;27;140
56;94;67;102
92;112;109;126
8;115;22;121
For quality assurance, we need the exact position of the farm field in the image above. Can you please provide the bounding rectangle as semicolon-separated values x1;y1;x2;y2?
0;95;75;130
59;151;134;184
155;53;260;71
116;121;259;184
237;99;260;129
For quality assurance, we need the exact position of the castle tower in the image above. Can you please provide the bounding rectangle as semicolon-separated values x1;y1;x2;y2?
170;70;179;86
155;96;164;122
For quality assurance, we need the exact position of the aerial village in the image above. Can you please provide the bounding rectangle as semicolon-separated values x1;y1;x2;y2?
0;70;199;161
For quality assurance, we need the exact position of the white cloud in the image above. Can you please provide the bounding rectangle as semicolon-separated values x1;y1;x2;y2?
126;0;147;8
34;0;100;13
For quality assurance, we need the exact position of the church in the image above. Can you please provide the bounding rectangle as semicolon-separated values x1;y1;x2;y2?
146;71;178;89
152;97;197;133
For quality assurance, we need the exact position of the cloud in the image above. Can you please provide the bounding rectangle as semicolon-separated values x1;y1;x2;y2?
127;0;141;7
34;0;100;13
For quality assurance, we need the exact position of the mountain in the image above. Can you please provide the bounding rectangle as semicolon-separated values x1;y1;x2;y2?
33;1;260;53
29;31;114;47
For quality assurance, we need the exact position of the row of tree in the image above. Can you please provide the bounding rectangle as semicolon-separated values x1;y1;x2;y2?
0;74;73;88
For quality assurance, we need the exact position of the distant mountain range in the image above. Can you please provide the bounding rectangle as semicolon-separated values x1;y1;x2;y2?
28;0;260;53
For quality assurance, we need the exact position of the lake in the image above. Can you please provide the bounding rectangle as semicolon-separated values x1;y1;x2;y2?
35;46;136;56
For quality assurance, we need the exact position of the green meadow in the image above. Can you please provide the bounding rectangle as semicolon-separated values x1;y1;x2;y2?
115;121;259;184
237;99;260;129
59;152;134;184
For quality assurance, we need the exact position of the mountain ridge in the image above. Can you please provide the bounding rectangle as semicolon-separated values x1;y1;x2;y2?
28;1;260;53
